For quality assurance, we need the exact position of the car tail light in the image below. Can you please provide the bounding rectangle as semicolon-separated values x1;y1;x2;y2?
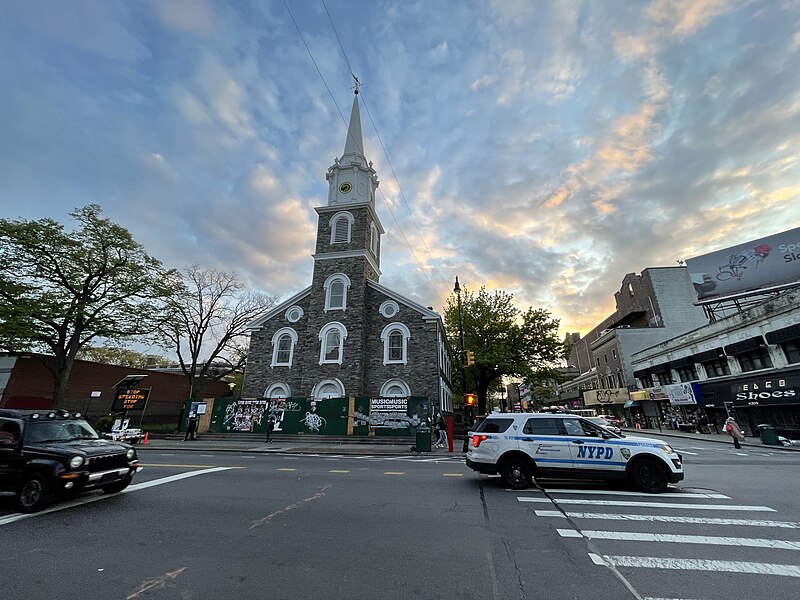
472;435;488;448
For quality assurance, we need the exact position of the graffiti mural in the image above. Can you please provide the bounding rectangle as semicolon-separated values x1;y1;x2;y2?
302;411;326;432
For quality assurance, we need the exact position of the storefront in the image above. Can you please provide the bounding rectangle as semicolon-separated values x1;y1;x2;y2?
583;388;628;421
699;371;800;439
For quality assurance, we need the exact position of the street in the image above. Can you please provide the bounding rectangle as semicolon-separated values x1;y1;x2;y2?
2;435;799;600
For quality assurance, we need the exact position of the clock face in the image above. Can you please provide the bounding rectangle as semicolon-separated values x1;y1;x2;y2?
339;182;352;194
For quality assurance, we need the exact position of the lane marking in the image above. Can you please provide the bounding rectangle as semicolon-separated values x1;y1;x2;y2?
159;453;175;456
734;452;749;456
675;450;698;455
442;473;463;477
199;454;215;458
383;471;405;475
519;489;729;499
588;554;800;577
517;497;775;511
0;467;237;526
533;510;800;528
277;468;297;472
558;529;800;550
329;470;350;473
139;463;218;468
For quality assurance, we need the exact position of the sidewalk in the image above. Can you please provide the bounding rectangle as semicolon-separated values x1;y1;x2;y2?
623;427;800;452
135;437;459;456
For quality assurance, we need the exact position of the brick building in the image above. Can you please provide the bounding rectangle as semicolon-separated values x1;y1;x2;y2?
0;352;231;426
241;92;453;414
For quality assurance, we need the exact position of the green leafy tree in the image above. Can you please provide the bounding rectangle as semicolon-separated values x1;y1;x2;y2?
157;265;277;399
444;286;566;415
77;345;169;369
0;205;177;406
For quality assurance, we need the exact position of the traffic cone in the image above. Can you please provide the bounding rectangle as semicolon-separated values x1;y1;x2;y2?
143;432;149;445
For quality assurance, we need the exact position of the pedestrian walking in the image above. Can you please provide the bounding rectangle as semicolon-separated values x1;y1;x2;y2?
265;415;275;444
184;415;198;441
435;414;448;449
724;417;745;449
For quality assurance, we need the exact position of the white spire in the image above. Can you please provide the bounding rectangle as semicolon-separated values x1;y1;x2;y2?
342;92;365;159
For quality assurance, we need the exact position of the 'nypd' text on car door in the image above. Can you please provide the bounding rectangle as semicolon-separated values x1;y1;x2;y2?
563;418;625;472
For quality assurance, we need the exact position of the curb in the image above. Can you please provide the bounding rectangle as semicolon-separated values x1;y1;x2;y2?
135;443;459;457
622;429;800;452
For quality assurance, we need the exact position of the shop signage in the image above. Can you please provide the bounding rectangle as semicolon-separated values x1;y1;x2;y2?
112;387;149;411
370;397;409;428
731;376;800;405
628;390;650;401
584;388;628;406
664;383;699;406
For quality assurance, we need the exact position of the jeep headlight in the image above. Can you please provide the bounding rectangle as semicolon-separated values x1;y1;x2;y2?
126;449;136;460
660;444;674;454
69;456;85;469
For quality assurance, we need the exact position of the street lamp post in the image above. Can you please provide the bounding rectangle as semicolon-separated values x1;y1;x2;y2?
453;277;467;397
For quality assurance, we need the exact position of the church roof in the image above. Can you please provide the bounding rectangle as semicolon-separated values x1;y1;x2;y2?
342;93;365;159
367;279;442;323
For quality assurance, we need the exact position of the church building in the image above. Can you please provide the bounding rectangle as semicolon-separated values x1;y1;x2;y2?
241;91;453;416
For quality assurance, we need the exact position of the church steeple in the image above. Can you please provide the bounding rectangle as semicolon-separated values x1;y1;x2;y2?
326;87;379;207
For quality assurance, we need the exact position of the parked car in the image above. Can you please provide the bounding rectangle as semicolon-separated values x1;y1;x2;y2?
465;412;683;493
587;416;622;435
597;414;623;426
0;409;139;513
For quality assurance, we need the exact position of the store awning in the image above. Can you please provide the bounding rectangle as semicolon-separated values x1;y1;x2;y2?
650;363;671;373
766;324;800;345
693;348;725;363
668;356;694;368
624;400;642;408
724;336;765;356
632;368;649;378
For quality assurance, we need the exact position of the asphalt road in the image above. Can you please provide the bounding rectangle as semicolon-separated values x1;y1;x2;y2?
2;436;799;600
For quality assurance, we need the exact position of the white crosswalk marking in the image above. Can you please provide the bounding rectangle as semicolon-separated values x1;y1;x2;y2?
517;497;776;511
588;554;800;577
558;529;800;550
533;510;800;528
518;488;729;499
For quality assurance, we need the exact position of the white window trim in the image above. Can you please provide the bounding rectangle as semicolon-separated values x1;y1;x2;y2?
370;222;378;255
381;322;411;365
329;211;355;244
319;321;347;365
271;327;298;367
324;273;351;312
311;378;346;400
285;306;304;323
264;382;290;399
379;378;411;397
379;300;400;318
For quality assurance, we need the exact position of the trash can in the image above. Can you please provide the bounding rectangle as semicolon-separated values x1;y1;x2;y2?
757;424;780;445
415;426;431;452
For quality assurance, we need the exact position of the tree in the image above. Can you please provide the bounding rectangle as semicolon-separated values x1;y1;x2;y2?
157;265;276;399
77;345;169;369
0;205;177;406
444;286;566;415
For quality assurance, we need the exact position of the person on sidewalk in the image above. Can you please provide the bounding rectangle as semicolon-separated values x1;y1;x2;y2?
725;417;745;449
184;415;198;441
265;415;275;444
435;414;447;448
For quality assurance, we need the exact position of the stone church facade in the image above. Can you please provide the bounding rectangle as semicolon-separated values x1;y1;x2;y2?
241;92;453;413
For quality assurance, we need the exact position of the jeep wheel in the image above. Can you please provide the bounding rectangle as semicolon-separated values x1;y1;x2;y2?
630;458;669;493
102;476;133;494
18;474;53;513
500;457;532;490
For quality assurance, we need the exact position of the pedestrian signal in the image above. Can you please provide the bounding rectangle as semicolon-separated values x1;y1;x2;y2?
466;350;476;366
465;393;477;406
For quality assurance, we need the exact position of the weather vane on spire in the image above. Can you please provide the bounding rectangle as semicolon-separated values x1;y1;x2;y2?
352;74;360;95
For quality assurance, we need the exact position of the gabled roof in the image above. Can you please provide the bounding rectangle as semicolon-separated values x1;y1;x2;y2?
246;286;312;331
367;279;442;323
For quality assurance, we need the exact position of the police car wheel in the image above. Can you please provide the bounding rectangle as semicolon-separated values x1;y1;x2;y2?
630;458;668;494
500;457;532;490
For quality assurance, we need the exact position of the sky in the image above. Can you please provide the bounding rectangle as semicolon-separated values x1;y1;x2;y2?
1;0;799;337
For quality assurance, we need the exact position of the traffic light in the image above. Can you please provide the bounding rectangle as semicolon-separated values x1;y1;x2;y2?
464;393;477;407
466;350;476;366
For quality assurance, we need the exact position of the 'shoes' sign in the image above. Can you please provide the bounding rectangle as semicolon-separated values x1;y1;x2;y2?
732;376;800;406
112;388;149;411
687;226;800;300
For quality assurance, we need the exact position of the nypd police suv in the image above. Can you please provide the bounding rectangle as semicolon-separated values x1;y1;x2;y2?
465;412;684;493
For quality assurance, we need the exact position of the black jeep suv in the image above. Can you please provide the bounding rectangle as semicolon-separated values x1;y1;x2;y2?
0;409;140;513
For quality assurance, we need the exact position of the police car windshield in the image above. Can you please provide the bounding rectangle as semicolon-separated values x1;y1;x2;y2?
25;420;99;443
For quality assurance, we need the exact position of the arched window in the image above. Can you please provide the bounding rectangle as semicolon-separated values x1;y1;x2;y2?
324;273;351;312
381;323;411;365
379;379;411;397
271;327;298;367
264;382;290;399
319;322;347;365
329;211;354;244
370;222;378;255
312;379;345;399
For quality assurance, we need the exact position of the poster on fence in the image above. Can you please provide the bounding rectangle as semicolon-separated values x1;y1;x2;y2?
369;397;409;429
232;399;268;432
